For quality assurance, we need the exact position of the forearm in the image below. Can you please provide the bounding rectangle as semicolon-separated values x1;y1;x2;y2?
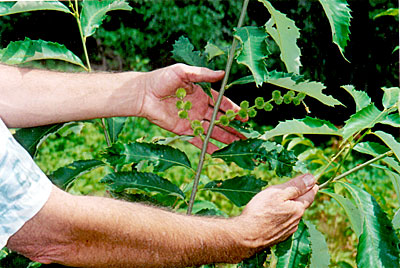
0;64;146;128
7;186;251;267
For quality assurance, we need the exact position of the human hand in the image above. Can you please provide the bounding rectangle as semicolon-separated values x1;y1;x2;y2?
233;174;318;256
138;63;245;153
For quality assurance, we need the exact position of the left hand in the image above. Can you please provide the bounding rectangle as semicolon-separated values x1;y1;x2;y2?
137;64;245;153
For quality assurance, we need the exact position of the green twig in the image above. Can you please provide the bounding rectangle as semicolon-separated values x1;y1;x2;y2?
187;0;250;215
74;0;92;72
319;151;393;189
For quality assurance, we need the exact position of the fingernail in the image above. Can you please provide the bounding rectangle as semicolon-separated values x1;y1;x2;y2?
302;174;315;188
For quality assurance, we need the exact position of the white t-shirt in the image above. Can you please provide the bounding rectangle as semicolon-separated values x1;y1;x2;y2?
0;118;52;248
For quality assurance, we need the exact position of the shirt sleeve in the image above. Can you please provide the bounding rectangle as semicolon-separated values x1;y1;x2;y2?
0;118;52;248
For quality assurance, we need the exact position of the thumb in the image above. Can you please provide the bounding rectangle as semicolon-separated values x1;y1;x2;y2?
276;174;316;200
180;65;225;84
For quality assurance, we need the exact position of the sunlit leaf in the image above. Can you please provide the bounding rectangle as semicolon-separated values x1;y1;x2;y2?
212;139;297;177
258;0;301;74
342;104;386;141
13;123;72;157
261;117;341;140
341;85;371;112
80;0;132;38
204;42;225;61
49;160;104;189
392;208;400;229
275;220;311;268
318;0;352;60
102;171;185;199
380;113;400;128
320;190;362;237
340;182;400;267
382;87;400;109
374;8;399;19
373;131;400;163
304;220;330;268
0;1;71;16
0;38;86;70
234;26;270;87
105;117;127;144
203;176;267;207
103;142;192;172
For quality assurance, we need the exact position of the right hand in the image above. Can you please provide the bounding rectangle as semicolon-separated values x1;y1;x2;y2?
233;174;318;256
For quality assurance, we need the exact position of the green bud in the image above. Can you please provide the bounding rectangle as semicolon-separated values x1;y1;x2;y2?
226;109;236;120
297;92;306;101
176;100;184;110
283;93;293;104
255;97;264;109
176;88;187;99
287;91;295;98
272;90;281;101
240;100;249;109
274;97;283;105
264;103;273;111
248;108;257;118
193;126;204;136
293;97;301;106
219;115;230;126
178;110;188;119
191;120;202;129
238;109;248;119
183;101;192;111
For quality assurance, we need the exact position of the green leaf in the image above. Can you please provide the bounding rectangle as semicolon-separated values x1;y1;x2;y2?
238;249;270;268
0;38;86;70
373;131;400;163
234;26;270;87
276;220;311;268
392;208;400;229
229;120;261;139
342;104;386;141
387;170;400;206
382;87;400;109
304;221;330;268
380;113;400;128
204;42;225;61
203;176;267;207
0;1;71;16
261;117;341;140
13;123;71;157
105;117;127;144
374;8;399;19
102;171;185;199
341;85;371;112
212;139;297;177
49;160;104;189
320;190;362;237
103;142;192;172
258;0;301;74
80;0;132;38
340;182;400;268
266;76;342;107
318;0;352;60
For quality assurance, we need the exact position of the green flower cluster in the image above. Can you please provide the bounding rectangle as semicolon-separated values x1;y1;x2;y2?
175;88;204;136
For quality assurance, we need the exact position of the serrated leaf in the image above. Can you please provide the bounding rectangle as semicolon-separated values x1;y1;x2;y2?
204;42;225;61
392;208;400;229
13;123;72;157
212;139;297;177
0;38;86;70
203;176;267;207
276;220;311;268
382;87;400;109
380;113;400;128
304;220;330;268
266;76;342;107
102;171;185;199
0;1;71;16
229;120;261;139
238;249;270;268
318;0;352;60
105;117;127;144
387;170;400;205
373;131;400;163
342;104;386;141
80;0;132;38
227;71;304;89
103;142;191;172
320;190;362;237
49;160;104;189
374;8;399;19
234;26;269;87
340;182;400;268
258;0;301;74
261;117;341;140
341;85;371;111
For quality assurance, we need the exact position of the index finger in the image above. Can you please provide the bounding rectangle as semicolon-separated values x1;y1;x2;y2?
275;174;316;200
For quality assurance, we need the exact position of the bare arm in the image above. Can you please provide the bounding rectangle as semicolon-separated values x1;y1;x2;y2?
7;174;318;267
